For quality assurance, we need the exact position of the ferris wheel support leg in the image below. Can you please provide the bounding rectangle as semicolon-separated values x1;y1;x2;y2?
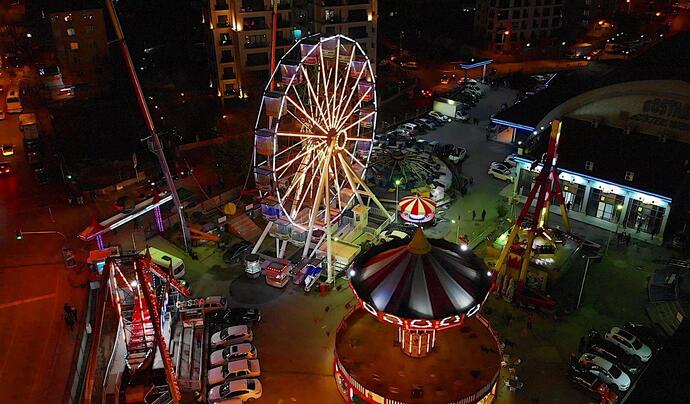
278;240;288;259
253;222;273;254
303;143;335;258
340;154;393;221
323;165;334;284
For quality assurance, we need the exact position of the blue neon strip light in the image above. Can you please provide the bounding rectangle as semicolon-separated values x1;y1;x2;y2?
514;156;672;202
460;60;493;69
490;118;535;132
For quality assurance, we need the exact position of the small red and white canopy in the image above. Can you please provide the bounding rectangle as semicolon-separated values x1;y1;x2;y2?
399;194;436;223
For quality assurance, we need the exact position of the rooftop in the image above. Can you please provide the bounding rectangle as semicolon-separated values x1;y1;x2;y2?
335;309;501;403
494;31;690;129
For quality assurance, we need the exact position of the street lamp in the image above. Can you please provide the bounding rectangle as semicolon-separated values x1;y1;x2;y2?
577;254;601;309
394;179;401;224
451;218;461;244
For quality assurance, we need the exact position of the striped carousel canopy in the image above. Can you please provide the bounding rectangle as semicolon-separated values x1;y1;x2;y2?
350;229;493;321
398;194;436;223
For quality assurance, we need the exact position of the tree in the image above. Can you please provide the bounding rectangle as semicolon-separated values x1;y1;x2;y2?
213;137;253;181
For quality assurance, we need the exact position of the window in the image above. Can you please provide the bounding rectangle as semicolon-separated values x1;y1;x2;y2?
585;189;624;223
91;41;98;49
624;171;635;181
67;28;76;36
73;57;81;64
70;42;80;50
220;33;231;46
64;14;73;22
624;200;666;234
585;161;594;171
86;25;95;33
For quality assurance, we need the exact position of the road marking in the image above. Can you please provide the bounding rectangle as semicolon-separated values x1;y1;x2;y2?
0;293;56;310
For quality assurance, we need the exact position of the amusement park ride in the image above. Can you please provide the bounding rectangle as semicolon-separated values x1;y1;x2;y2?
494;119;572;305
251;34;393;283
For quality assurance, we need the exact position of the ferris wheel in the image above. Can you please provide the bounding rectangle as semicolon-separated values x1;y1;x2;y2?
253;34;391;273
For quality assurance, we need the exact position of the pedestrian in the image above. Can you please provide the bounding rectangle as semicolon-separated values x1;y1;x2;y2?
64;304;72;317
469;176;474;185
527;312;535;330
566;201;572;211
481;209;486;221
472;210;477;221
626;233;631;246
71;307;78;323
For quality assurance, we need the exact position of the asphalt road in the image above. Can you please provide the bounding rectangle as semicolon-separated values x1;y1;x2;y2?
0;72;91;404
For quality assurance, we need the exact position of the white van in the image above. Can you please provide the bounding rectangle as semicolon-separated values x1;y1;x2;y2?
141;247;186;278
6;88;22;114
203;296;227;314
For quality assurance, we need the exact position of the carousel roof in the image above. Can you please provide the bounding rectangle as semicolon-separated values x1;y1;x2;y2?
399;194;436;217
350;229;492;321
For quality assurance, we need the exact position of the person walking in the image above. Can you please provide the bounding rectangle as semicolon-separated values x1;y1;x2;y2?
625;233;631;246
527;312;535;330
481;209;486;221
472;210;477;221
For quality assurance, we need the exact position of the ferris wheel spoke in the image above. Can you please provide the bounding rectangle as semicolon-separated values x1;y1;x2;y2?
342;148;366;168
318;51;334;128
300;66;330;131
275;144;321;176
332;65;366;129
332;48;356;129
280;147;324;207
274;137;310;158
345;137;373;142
284;106;312;133
334;86;372;131
276;132;327;140
338;108;375;134
285;95;328;135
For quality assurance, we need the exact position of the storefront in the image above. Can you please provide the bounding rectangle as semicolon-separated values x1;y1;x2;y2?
514;157;672;245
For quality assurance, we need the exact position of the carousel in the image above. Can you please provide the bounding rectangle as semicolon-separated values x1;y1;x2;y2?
335;229;502;403
398;194;436;224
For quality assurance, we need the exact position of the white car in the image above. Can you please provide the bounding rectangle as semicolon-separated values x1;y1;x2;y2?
503;154;518;168
379;230;411;243
211;325;253;347
210;343;258;367
605;327;653;362
429;111;451;122
207;358;261;386
448;147;467;163
208;379;262;403
386;128;412;138
456;77;478;85
398;123;419;133
578;353;631;391
455;109;469;122
488;163;514;182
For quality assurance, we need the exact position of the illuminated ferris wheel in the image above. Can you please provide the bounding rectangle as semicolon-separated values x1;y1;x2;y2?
253;34;390;263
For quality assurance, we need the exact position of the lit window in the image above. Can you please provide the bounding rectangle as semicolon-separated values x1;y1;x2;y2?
624;171;635;181
64;14;73;22
67;28;76;36
86;26;95;33
584;161;594;171
70;42;80;50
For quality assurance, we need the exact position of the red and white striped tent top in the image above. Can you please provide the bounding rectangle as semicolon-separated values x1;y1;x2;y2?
398;194;436;223
350;229;492;321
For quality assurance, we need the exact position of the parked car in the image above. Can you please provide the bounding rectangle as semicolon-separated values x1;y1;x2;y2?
568;367;618;401
457;77;478;86
447;147;467;164
1;144;14;156
207;358;261;386
455;109;469;122
223;241;253;264
400;61;418;70
399;122;423;135
623;322;662;350
488;163;514;182
425;114;446;125
503;154;518;167
203;296;228;314
440;73;450;84
0;161;12;176
209;308;262;327
418;117;441;128
210;343;258;367
27;150;41;164
575;353;631;391
386;128;412;138
428;111;451;122
211;325;253;347
605;327;652;362
588;331;642;374
34;166;49;184
208;379;262;403
413;119;434;130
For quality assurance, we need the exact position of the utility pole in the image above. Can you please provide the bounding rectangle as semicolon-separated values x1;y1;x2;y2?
104;0;190;252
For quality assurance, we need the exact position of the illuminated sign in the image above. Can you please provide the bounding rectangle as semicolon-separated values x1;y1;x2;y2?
360;300;469;331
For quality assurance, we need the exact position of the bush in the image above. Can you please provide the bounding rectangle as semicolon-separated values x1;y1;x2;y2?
496;204;509;219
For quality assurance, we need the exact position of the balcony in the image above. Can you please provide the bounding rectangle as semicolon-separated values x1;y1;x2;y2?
240;1;267;12
276;18;292;28
222;73;236;80
217;21;230;28
245;41;269;49
277;2;292;10
346;0;369;4
276;37;294;47
321;0;344;6
220;56;235;63
219;40;233;47
246;59;269;67
215;2;229;10
323;16;343;24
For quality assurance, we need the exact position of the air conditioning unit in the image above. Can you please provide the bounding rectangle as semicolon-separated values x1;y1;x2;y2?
591;118;599;128
585;161;594;171
660;135;667;143
624;126;632;135
625;171;635;181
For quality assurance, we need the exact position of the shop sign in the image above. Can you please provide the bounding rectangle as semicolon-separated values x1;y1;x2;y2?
628;98;690;131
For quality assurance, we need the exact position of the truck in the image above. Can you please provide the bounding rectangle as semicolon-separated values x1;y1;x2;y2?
18;113;41;150
433;98;467;121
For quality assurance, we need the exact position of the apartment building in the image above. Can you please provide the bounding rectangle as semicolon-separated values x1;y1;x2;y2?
205;0;377;104
48;8;109;88
474;0;564;52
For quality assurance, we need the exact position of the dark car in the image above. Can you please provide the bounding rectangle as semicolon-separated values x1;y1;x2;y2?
114;196;136;213
623;322;662;350
0;162;12;176
208;308;262;332
223;241;253;264
568;366;617;401
588;337;642;374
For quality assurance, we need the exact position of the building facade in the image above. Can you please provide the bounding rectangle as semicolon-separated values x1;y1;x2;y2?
205;0;377;104
48;9;109;89
474;0;564;52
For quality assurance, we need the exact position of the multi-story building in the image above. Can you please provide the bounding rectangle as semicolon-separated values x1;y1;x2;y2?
205;0;377;104
474;0;564;53
48;8;109;89
564;0;616;38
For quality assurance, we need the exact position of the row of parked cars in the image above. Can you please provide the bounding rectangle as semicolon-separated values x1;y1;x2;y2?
569;323;660;399
487;154;518;182
381;110;452;140
207;303;263;403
